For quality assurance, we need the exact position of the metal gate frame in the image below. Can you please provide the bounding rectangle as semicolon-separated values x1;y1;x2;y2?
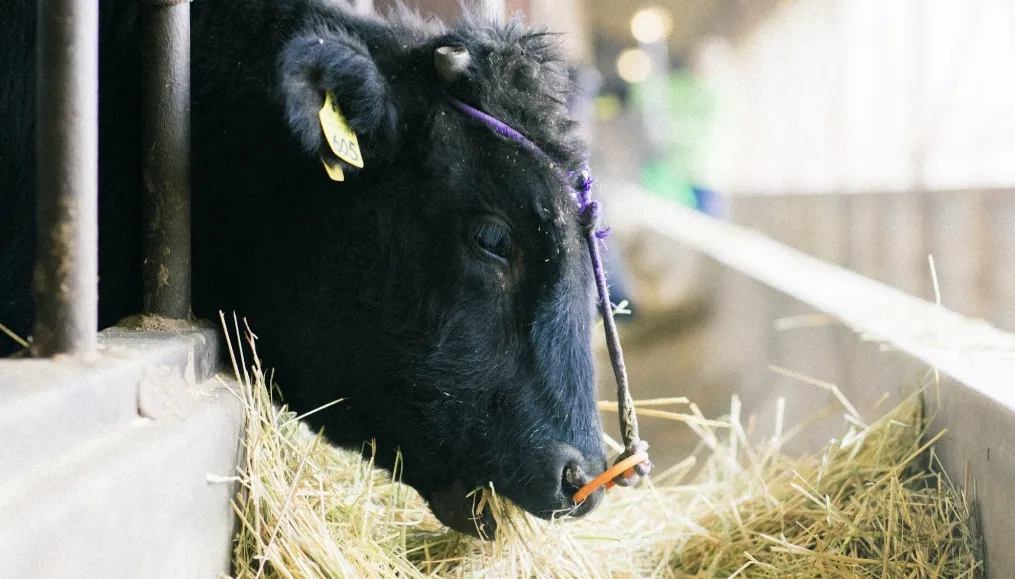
0;1;242;576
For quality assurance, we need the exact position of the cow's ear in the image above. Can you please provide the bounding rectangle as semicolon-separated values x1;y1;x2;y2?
279;31;399;174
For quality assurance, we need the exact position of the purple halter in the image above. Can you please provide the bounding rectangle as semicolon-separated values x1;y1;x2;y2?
445;95;651;491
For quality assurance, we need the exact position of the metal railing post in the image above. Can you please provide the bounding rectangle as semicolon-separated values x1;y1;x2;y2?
32;0;100;357
141;0;191;319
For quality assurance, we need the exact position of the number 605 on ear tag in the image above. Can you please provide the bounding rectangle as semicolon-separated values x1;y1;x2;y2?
319;91;365;171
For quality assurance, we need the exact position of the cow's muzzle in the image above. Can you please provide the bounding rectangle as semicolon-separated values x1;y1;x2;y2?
425;442;607;539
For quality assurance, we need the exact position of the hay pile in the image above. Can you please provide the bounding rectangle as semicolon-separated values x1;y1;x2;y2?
222;331;983;578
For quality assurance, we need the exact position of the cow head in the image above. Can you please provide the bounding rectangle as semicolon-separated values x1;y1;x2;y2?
274;6;607;536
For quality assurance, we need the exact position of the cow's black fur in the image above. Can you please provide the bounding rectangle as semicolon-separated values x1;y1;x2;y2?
0;0;607;534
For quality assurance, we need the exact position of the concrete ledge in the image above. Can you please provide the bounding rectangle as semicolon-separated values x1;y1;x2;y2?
609;187;1015;404
0;324;242;577
0;325;222;480
0;375;243;578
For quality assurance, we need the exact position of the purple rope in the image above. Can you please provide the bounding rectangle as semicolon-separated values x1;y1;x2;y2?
572;171;650;485
446;94;651;485
446;96;550;164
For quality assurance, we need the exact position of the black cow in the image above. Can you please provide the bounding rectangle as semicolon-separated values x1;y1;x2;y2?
0;0;607;535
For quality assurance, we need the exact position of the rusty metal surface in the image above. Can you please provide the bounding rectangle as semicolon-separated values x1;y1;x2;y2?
141;1;192;319
32;0;100;357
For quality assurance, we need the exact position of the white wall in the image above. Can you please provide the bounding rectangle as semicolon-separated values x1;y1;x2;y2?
695;0;1015;195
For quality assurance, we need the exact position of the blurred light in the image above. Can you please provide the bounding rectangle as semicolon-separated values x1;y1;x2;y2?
594;94;622;121
616;48;652;84
630;7;672;45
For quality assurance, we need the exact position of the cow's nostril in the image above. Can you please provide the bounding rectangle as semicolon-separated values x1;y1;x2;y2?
560;458;606;518
515;442;606;520
561;461;589;495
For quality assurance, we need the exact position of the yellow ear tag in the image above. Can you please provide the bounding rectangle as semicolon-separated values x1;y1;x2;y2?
318;91;365;169
321;156;346;181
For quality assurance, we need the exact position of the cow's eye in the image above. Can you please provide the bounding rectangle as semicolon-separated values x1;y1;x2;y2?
470;217;514;264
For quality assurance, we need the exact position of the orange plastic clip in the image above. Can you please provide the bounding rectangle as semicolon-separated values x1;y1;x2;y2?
572;450;649;504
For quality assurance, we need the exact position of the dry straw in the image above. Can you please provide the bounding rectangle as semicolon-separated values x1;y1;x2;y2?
222;323;983;579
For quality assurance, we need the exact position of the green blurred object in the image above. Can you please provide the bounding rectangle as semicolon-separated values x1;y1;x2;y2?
641;159;697;208
633;68;717;210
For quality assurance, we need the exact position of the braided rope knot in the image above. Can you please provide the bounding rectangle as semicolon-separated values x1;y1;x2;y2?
571;170;610;241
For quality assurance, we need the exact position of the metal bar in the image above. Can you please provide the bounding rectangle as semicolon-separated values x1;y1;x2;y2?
32;0;100;357
141;0;191;319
